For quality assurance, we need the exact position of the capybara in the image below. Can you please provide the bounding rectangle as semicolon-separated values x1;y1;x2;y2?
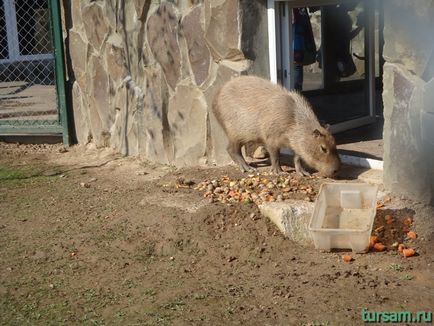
212;76;341;177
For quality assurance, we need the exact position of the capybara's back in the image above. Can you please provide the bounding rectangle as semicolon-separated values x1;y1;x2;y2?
213;76;296;145
212;76;341;177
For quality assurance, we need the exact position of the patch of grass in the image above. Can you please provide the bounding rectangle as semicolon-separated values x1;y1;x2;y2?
144;288;157;297
144;311;173;325
0;294;78;325
161;299;185;311
95;222;130;243
0;163;62;181
0;165;31;180
400;274;414;280
115;310;126;319
134;241;157;262
192;293;208;300
388;263;404;272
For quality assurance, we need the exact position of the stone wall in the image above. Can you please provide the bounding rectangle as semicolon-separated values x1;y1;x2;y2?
382;0;434;204
62;0;268;166
62;0;434;205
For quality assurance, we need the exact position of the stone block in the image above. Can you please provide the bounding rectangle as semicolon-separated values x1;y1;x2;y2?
204;0;244;61
142;66;170;164
105;34;126;85
203;63;240;165
69;0;83;32
258;201;314;245
68;31;88;88
181;6;211;86
383;63;432;203
82;2;109;52
168;81;208;166
71;82;91;144
383;0;434;77
239;0;270;77
147;3;181;90
109;83;128;155
88;56;111;147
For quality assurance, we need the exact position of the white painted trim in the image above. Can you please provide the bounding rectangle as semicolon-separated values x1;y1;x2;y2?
280;148;383;170
340;154;383;170
267;0;277;84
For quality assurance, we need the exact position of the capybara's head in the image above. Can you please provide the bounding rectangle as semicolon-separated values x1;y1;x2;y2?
305;126;341;178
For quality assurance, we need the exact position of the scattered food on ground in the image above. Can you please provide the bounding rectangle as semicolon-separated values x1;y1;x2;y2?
0;142;432;325
194;172;319;205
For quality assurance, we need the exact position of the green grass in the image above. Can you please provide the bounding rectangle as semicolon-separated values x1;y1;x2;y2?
400;274;414;280
389;263;404;272
0;164;32;180
0;163;62;181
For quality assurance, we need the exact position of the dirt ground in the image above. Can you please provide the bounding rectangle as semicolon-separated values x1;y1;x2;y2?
0;142;433;325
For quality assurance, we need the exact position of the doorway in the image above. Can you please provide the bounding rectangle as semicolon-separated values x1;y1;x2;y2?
268;0;384;161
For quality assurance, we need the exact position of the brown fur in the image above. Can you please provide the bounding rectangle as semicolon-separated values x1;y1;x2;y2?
212;76;341;177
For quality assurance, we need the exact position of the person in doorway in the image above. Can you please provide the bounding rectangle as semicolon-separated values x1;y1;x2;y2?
292;7;317;91
316;2;363;81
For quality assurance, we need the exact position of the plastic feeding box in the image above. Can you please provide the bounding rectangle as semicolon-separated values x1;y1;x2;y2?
308;183;378;253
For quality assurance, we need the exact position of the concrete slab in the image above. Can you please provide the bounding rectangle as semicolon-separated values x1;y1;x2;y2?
258;200;314;245
357;168;383;185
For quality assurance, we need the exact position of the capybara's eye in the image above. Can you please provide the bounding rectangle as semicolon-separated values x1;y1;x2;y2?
320;145;328;154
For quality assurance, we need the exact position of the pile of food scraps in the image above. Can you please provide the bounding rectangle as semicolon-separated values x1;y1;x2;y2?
194;172;318;205
343;210;419;263
369;213;417;257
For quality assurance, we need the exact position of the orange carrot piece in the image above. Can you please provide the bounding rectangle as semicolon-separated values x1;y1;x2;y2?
369;235;378;249
402;248;415;257
374;243;386;252
407;231;417;239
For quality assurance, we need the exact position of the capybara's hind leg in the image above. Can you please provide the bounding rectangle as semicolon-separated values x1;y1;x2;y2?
227;141;255;172
267;146;283;174
294;155;311;176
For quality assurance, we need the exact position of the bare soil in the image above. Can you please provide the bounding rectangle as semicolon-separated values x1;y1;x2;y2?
0;142;433;325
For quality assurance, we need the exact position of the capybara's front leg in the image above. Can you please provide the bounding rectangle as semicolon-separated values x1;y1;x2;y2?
294;155;310;176
268;146;284;175
227;141;255;172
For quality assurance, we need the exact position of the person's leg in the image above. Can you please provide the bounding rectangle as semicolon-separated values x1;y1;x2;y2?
294;63;304;91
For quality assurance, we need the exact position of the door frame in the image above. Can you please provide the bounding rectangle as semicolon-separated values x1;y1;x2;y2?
267;0;377;134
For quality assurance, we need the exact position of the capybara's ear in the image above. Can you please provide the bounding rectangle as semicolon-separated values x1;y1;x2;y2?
313;129;323;138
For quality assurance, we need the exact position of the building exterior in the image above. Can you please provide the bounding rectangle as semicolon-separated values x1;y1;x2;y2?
58;0;433;205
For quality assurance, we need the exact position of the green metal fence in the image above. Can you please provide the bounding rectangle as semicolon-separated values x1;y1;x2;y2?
0;0;69;144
